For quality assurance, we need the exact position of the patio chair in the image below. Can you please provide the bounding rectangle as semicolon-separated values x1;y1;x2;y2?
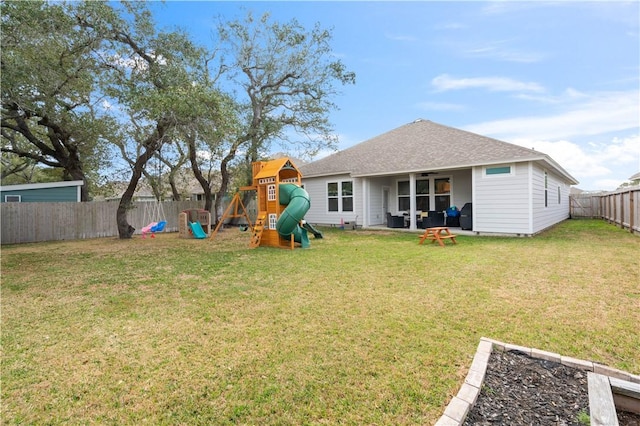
420;211;445;228
386;212;405;228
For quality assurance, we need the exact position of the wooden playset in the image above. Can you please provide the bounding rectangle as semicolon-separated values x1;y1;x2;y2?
211;157;322;249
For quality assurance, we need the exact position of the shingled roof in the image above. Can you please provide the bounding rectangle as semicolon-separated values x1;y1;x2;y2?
300;119;577;183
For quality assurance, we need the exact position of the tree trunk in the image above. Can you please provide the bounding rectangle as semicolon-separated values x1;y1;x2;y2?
116;121;170;238
214;151;235;225
116;181;138;239
169;180;181;201
65;160;91;201
186;133;214;215
168;172;181;201
116;153;151;238
240;151;258;212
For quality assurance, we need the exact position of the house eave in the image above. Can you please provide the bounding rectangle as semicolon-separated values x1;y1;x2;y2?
306;155;578;186
537;156;579;185
301;170;354;179
351;156;547;178
0;180;84;192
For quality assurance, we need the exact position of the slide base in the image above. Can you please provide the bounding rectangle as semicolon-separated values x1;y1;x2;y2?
303;222;323;239
188;222;208;239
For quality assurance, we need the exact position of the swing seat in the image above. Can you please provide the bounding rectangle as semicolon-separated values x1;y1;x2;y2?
141;222;158;239
150;221;167;233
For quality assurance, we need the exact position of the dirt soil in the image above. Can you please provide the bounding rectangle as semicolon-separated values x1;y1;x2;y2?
464;350;640;426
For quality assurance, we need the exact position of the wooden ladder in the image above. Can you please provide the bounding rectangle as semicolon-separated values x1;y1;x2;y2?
249;213;266;248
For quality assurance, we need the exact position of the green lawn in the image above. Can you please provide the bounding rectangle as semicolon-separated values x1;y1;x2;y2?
2;219;638;425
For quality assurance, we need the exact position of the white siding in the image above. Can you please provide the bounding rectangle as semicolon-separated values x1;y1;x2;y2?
473;162;532;234
302;174;360;226
303;162;571;234
450;169;472;209
531;165;571;233
303;172;475;228
366;177;390;226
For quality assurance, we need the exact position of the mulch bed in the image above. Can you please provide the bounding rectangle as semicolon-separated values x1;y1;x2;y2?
464;350;640;426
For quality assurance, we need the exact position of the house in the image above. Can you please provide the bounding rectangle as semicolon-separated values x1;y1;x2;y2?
298;119;579;236
0;180;83;203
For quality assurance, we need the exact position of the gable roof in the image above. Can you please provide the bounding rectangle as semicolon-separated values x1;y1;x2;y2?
300;119;578;184
254;157;299;180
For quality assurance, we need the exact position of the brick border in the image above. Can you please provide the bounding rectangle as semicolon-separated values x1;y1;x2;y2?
434;337;640;426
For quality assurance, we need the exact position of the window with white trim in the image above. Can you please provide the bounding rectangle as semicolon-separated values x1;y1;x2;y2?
484;164;514;177
341;181;353;212
544;171;548;208
434;178;451;211
4;195;21;202
397;178;450;212
327;181;353;212
267;184;276;201
268;213;278;230
397;180;410;211
416;179;430;211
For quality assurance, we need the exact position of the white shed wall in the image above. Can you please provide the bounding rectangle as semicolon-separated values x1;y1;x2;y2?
473;162;532;234
531;164;571;233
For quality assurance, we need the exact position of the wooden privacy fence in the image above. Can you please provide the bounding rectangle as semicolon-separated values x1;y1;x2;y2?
570;193;601;218
1;200;205;245
570;187;639;235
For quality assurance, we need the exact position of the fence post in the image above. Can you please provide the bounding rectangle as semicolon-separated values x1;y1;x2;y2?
610;195;614;224
630;191;635;233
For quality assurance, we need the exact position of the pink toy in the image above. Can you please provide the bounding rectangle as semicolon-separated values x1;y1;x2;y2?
141;222;158;239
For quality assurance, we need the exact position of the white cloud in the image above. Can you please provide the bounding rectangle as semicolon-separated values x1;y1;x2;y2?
521;139;611;177
464;90;639;140
506;134;640;190
431;74;545;93
593;178;629;190
464;41;545;63
385;32;417;42
196;150;213;162
515;87;588;104
462;89;640;190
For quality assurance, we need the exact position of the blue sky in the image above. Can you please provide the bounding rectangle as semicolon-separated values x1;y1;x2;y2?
150;1;640;191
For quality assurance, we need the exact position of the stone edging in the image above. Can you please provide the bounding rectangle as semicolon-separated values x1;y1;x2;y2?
434;337;640;426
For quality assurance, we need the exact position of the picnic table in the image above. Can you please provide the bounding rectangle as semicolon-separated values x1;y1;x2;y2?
418;226;457;247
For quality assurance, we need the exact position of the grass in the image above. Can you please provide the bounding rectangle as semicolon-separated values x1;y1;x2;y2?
1;219;639;425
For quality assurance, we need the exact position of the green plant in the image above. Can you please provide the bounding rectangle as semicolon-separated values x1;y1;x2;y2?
482;384;496;396
576;409;590;425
